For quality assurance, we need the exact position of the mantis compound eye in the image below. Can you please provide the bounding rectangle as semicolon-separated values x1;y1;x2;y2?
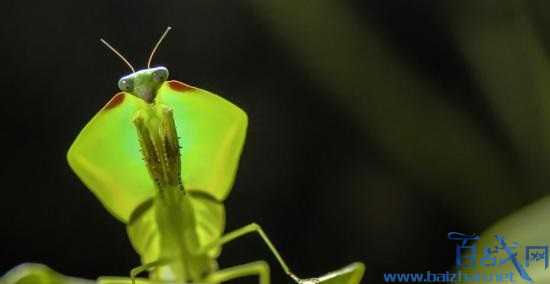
152;67;169;83
118;77;134;92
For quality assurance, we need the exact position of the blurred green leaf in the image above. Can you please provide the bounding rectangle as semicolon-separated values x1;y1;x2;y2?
247;1;521;225
456;196;550;283
447;0;550;198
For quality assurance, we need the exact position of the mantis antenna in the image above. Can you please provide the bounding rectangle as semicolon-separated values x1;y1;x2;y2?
147;26;172;68
100;38;136;73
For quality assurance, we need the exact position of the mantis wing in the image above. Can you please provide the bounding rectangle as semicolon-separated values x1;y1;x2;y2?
155;81;248;202
68;81;247;222
67;93;154;222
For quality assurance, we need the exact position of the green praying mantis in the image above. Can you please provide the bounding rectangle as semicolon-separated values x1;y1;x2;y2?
2;28;365;284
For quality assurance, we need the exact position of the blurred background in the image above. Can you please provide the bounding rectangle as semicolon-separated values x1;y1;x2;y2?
3;1;550;283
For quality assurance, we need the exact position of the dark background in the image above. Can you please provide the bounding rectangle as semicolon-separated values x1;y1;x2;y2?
3;1;550;283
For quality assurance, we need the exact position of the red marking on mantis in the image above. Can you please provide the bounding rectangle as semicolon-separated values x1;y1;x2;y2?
103;92;125;110
168;80;194;92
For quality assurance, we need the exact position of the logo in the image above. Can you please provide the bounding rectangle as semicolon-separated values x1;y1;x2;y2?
383;232;548;283
448;232;548;283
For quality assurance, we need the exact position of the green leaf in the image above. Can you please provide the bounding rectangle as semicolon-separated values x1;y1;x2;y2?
1;263;95;284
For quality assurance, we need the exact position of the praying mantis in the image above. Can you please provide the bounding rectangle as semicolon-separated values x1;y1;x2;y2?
2;28;364;284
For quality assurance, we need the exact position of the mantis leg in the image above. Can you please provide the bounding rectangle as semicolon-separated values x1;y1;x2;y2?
97;276;156;284
128;258;171;284
197;223;303;283
203;260;270;284
314;262;365;284
198;223;365;284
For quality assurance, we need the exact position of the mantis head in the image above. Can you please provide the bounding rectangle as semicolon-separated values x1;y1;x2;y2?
101;26;172;103
118;67;169;102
